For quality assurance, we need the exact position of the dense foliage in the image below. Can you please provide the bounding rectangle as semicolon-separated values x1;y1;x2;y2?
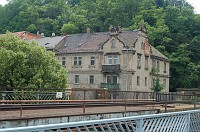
0;0;199;91
0;33;67;89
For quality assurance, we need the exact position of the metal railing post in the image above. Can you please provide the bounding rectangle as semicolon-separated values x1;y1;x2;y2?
136;119;143;132
83;90;86;113
125;98;127;111
193;92;196;110
2;93;5;100
20;103;23;117
153;92;155;109
165;93;167;113
187;113;190;132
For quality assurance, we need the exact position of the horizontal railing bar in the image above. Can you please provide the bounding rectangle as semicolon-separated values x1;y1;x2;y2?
0;99;156;103
0;109;199;132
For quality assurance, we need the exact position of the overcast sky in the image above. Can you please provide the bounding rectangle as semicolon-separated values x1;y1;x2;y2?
0;0;200;14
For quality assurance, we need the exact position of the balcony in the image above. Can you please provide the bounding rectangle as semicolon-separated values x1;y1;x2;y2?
100;83;119;90
102;64;120;73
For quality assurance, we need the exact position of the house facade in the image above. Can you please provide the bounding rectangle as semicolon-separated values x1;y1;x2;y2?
54;27;170;92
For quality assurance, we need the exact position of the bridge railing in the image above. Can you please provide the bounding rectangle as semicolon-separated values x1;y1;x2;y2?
0;109;199;132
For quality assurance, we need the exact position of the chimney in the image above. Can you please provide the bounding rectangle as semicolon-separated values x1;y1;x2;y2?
109;25;113;32
52;33;55;37
63;32;67;36
41;33;45;38
36;31;42;38
86;28;90;33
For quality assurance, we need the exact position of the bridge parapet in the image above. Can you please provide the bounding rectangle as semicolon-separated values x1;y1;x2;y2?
0;109;199;132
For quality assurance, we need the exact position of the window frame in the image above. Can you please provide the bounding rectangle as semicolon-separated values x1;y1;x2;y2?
145;77;147;87
164;62;167;73
141;42;145;50
137;76;140;86
145;56;148;69
152;59;156;68
74;57;77;65
163;79;166;88
90;56;95;65
107;55;119;65
106;75;118;84
111;39;116;48
89;75;94;84
75;75;79;84
137;54;141;69
61;57;66;66
74;57;82;66
157;61;160;70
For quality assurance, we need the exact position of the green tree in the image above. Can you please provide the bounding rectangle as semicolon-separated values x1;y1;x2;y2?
0;33;67;89
130;6;171;47
61;23;79;34
150;68;164;92
169;44;199;91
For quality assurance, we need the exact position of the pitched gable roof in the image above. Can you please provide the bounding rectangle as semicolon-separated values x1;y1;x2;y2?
27;36;66;50
150;46;168;60
57;33;110;53
117;30;139;47
55;30;168;60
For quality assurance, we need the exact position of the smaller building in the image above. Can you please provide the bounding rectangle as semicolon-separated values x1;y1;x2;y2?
0;31;41;40
27;36;66;51
14;31;41;40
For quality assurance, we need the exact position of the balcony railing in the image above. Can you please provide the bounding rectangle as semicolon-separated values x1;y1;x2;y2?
102;64;120;73
100;83;119;90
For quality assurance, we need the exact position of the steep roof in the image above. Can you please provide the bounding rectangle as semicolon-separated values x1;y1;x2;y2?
57;33;110;53
150;46;168;60
117;30;139;47
57;31;141;54
14;31;25;37
47;30;168;60
27;36;66;49
0;31;41;40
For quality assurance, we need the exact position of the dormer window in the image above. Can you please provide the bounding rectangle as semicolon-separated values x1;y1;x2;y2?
145;56;148;69
141;42;145;50
111;39;116;48
164;62;166;73
157;61;160;70
137;54;141;69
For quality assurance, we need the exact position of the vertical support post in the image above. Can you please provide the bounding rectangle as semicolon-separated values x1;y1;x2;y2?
104;89;106;99
153;92;155;109
83;90;86;113
20;103;23;117
165;93;167;113
125;97;127;111
187;113;190;132
2;93;6;104
21;88;24;100
37;93;39;104
194;92;196;110
136;119;143;132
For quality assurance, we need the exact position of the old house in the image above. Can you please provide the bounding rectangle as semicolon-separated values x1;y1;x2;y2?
27;35;66;51
14;31;41;40
53;27;170;92
0;31;41;40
